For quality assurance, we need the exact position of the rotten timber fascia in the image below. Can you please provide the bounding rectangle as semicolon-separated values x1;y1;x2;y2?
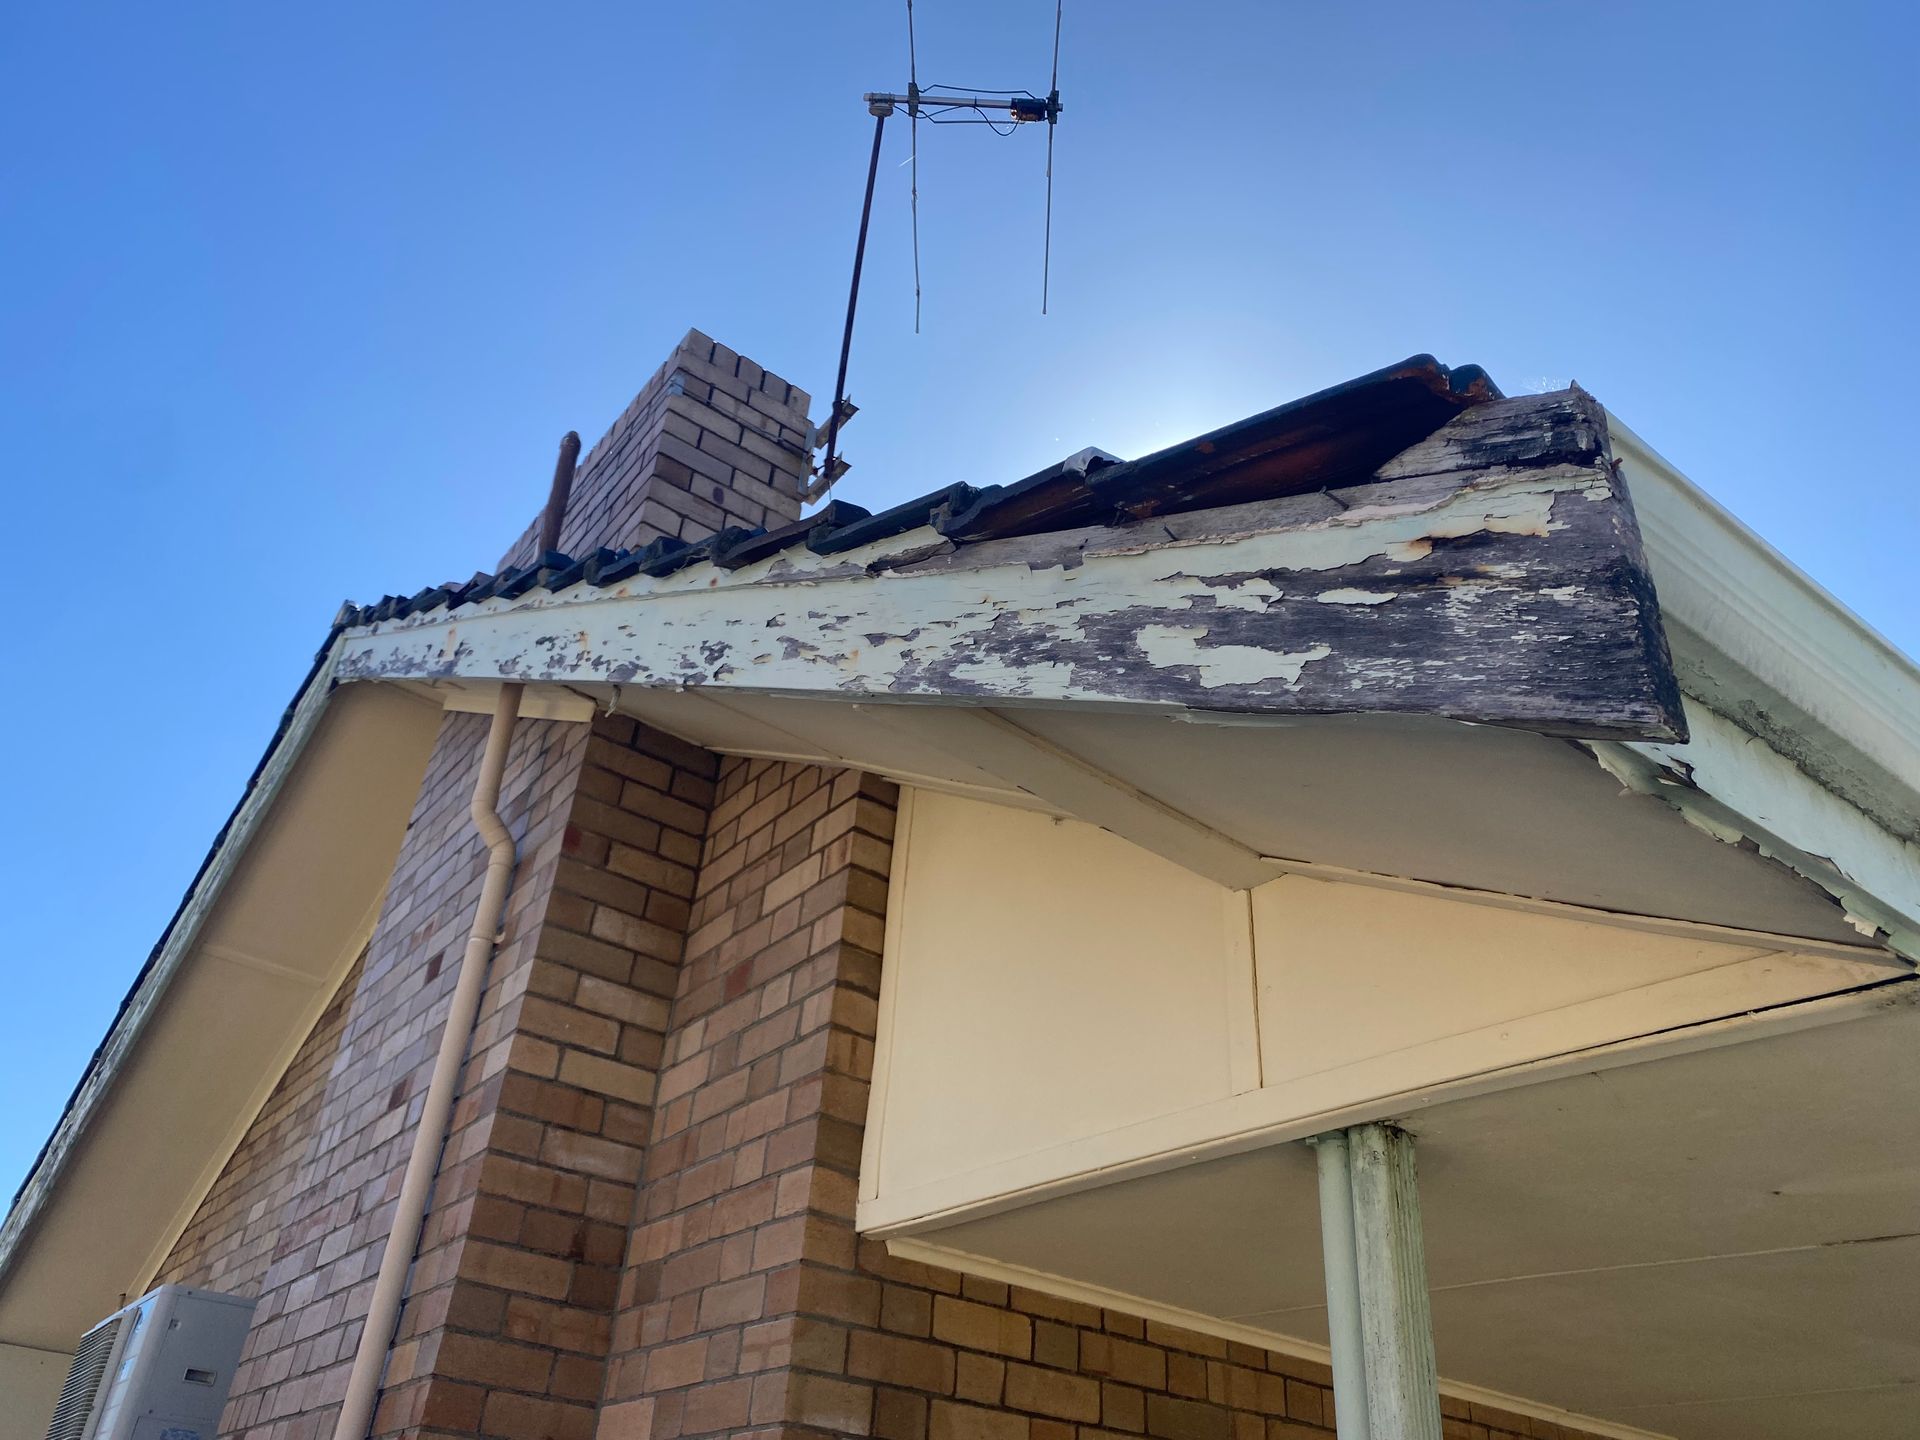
0;638;347;1288
336;441;1683;740
1587;700;1920;963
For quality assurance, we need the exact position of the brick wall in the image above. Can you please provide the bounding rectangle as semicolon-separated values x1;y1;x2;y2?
371;716;718;1440
153;710;724;1440
596;758;894;1440
499;330;813;570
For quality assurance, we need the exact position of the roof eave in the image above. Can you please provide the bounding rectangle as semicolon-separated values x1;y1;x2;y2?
0;638;346;1290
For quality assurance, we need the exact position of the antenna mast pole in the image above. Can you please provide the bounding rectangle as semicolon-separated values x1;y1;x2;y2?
821;96;893;500
811;1;1064;502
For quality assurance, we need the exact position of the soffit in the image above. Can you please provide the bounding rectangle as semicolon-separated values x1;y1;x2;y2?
0;684;442;1350
911;991;1920;1439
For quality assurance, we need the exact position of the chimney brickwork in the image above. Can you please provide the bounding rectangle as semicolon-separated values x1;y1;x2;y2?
500;330;813;571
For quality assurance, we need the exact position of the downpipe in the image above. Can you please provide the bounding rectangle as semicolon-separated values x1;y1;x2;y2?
330;681;524;1440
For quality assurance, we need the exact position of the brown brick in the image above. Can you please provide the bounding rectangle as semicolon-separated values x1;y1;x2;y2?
482;1390;596;1440
698;1274;768;1328
681;1376;754;1433
648;1336;709;1390
883;1284;935;1337
1005;1364;1100;1422
931;1400;1029;1440
934;1297;1033;1359
1148;1395;1232;1440
850;1331;958;1395
1104;1382;1147;1432
1283;1379;1325;1424
1033;1320;1078;1369
461;1241;572;1300
790;1372;877;1435
952;1351;1005;1406
877;1387;932;1440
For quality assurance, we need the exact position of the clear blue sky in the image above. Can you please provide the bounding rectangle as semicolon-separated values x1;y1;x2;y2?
2;2;1915;1198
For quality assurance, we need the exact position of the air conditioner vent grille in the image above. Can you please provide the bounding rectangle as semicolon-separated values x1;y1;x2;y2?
44;1314;122;1440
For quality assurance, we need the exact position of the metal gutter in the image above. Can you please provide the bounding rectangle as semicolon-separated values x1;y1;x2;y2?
1610;414;1920;843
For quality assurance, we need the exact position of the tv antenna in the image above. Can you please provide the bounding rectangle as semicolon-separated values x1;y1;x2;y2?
808;0;1063;502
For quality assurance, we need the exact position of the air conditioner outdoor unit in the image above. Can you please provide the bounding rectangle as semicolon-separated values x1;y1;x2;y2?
43;1285;256;1440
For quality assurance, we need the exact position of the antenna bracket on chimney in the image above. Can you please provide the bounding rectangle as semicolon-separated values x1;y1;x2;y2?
809;398;859;453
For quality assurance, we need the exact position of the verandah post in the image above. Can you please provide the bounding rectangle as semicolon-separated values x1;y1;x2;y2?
1312;1122;1442;1440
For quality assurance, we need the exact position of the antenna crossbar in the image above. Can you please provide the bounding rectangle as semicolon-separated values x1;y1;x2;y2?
813;4;1066;504
863;90;1061;121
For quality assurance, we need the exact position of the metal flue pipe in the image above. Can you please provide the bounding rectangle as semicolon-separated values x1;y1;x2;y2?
537;431;582;555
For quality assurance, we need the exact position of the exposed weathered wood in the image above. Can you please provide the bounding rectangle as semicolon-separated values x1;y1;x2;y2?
1347;1123;1443;1440
940;355;1498;540
337;390;1685;742
1377;385;1608;480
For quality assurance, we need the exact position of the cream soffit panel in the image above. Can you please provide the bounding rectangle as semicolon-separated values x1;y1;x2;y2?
859;788;1247;1206
0;679;444;1352
858;788;1901;1237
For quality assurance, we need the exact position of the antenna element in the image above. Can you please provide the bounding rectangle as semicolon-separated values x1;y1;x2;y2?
811;5;1066;502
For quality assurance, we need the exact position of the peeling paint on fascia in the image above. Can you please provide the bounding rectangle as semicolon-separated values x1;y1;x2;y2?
346;468;1606;645
344;486;1542;694
331;457;1665;738
1315;588;1397;605
1586;713;1920;964
945;657;1079;696
1136;627;1332;689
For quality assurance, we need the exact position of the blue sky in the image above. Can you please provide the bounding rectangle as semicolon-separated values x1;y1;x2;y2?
2;1;1915;1198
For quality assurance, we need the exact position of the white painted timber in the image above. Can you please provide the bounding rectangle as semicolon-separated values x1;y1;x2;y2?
0;679;445;1353
865;790;1240;1201
1249;873;1888;1091
0;1342;67;1440
1588;699;1920;960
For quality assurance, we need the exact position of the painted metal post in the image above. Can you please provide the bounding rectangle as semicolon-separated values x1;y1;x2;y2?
1348;1123;1443;1440
1311;1131;1372;1440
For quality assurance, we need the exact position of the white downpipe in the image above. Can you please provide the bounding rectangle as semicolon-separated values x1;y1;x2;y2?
1348;1123;1442;1440
330;683;524;1440
1311;1131;1372;1440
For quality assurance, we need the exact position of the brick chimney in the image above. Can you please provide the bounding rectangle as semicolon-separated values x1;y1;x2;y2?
499;329;812;569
